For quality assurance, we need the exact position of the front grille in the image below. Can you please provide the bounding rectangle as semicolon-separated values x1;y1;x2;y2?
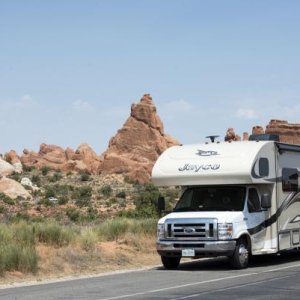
164;218;217;241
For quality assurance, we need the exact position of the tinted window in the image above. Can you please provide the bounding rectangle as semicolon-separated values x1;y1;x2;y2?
174;186;246;212
282;168;298;192
247;188;261;213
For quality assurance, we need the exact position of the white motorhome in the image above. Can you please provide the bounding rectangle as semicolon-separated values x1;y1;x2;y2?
152;134;300;269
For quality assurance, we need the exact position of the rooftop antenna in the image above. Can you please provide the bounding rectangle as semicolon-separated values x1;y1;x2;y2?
206;135;219;143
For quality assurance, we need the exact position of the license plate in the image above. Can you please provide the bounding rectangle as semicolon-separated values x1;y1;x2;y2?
182;249;195;257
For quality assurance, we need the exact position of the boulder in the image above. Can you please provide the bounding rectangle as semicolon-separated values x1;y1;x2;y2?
4;150;23;173
0;177;32;200
0;158;14;176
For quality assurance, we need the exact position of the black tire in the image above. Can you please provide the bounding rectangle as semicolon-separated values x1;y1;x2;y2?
161;256;181;269
230;238;250;269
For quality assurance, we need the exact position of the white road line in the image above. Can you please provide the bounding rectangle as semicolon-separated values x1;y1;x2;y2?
262;262;300;273
173;274;295;299
100;273;257;300
100;262;300;300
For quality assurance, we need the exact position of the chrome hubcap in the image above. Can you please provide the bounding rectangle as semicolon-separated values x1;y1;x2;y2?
238;244;248;265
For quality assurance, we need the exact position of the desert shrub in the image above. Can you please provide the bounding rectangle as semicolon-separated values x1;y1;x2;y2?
0;244;38;274
78;228;98;251
80;173;90;182
85;207;98;221
22;164;35;172
0;192;14;205
99;185;112;197
78;186;92;197
75;198;91;207
48;172;62;182
8;171;21;182
12;222;35;246
35;222;73;246
97;218;130;241
31;175;41;186
66;208;80;222
73;186;92;207
0;224;12;244
97;218;156;242
133;183;160;218
0;205;5;214
116;190;126;199
66;171;73;176
58;197;68;205
41;166;50;176
38;198;54;207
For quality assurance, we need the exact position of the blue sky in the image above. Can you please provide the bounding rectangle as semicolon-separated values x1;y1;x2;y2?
1;0;300;155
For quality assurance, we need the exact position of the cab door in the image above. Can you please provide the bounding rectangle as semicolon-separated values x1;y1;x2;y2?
244;188;267;252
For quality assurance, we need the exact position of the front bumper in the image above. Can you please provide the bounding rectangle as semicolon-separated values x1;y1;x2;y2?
157;240;236;257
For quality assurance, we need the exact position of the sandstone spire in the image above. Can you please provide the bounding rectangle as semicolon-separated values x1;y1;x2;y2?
99;94;180;183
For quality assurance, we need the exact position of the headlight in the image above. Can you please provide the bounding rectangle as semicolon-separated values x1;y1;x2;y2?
218;223;233;240
157;224;165;239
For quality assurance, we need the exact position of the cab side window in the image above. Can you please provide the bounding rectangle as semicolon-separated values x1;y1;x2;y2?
247;188;261;213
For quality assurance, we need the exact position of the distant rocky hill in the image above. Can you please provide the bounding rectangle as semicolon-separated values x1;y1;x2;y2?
225;119;300;143
1;94;179;186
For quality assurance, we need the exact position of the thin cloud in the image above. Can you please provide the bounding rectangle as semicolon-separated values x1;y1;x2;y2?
236;108;260;120
72;99;93;112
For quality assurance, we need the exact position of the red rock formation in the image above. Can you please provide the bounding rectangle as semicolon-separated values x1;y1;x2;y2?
4;150;20;164
265;119;300;144
21;143;102;174
99;94;180;183
252;126;265;135
225;120;300;145
224;128;241;142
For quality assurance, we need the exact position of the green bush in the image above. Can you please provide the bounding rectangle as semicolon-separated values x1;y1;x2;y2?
12;222;35;246
98;218;129;241
133;183;160;218
99;185;112;197
97;218;156;241
48;172;62;182
41;166;50;176
35;222;73;247
8;171;21;182
80;173;90;182
116;191;126;199
23;164;35;172
78;228;98;251
58;197;68;205
0;244;38;274
0;192;15;205
66;208;80;222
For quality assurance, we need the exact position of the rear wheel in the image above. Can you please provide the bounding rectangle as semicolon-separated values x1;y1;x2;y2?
161;256;181;269
230;238;250;269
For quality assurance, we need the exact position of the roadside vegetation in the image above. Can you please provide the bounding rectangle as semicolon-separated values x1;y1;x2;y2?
1;169;180;279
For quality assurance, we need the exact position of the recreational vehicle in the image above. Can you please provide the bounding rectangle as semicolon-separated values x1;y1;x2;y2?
152;134;300;269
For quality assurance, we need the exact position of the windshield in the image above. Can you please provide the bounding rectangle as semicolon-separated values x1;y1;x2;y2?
174;186;246;212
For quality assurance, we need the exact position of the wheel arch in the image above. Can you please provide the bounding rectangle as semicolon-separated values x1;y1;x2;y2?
236;232;252;254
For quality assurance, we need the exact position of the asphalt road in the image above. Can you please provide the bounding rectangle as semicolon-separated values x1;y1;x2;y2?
1;252;300;300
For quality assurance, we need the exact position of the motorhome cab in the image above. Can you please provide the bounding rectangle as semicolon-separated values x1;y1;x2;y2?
151;134;300;269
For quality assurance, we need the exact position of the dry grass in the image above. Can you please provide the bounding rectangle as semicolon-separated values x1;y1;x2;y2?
0;218;160;284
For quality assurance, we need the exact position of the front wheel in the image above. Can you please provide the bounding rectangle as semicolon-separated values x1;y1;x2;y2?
161;256;181;269
230;238;250;269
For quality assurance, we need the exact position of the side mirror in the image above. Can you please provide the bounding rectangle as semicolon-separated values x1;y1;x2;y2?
261;193;271;209
157;196;166;212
